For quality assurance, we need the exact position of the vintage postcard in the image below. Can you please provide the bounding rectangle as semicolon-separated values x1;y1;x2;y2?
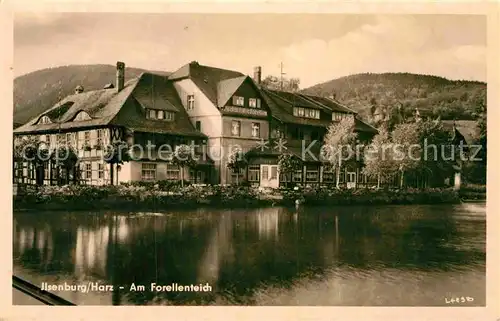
1;1;498;320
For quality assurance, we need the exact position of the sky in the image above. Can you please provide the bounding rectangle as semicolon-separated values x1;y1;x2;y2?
14;13;486;87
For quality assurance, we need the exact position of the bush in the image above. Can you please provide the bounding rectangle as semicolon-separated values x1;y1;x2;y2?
13;183;462;211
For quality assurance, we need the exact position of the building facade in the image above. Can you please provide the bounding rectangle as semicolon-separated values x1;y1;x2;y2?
13;61;379;187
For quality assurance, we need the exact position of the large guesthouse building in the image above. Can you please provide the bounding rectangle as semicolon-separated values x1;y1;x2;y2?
13;61;379;187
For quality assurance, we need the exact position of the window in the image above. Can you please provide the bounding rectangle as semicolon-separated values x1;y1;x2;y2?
322;165;335;182
57;134;66;146
187;95;195;110
261;166;269;180
233;96;244;106
84;131;91;147
148;109;157;119
195;121;201;131
332;112;344;121
43;162;49;181
231;120;241;136
230;167;245;182
293;169;303;182
38;116;52;124
305;165;319;182
146;108;174;120
251;123;260;138
141;163;156;181
270;166;278;180
66;133;73;146
165;111;175;121
294;107;320;119
85;163;92;180
189;169;203;183
98;163;104;179
248;165;260;182
96;129;104;146
166;164;180;180
306;109;320;119
249;98;261;108
45;135;51;146
339;168;345;183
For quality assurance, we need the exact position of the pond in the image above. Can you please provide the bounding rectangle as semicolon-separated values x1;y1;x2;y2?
13;202;486;306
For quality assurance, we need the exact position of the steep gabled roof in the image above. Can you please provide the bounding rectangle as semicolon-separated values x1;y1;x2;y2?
169;61;244;106
14;72;206;138
267;90;324;110
259;88;325;126
301;95;357;114
133;73;180;112
111;75;204;137
259;87;377;134
14;79;139;134
442;120;478;145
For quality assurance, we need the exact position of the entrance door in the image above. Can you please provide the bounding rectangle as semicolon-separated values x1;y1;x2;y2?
346;171;356;189
260;165;279;188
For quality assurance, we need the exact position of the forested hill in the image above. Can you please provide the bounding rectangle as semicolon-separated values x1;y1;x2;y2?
301;72;486;121
13;64;170;127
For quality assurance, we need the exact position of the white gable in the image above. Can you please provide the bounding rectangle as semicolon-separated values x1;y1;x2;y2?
73;111;92;121
37;115;52;124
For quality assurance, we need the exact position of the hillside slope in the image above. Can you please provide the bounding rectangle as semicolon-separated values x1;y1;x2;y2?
13;64;170;127
301;73;486;122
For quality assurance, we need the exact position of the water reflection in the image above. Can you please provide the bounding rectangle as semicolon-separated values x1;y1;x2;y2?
13;203;486;306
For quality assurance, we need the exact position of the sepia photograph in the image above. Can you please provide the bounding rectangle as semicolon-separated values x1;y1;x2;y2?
8;11;490;310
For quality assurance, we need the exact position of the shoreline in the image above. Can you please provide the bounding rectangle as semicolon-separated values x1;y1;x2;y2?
12;184;474;212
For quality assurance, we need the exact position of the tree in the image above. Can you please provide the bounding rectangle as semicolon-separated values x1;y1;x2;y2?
226;146;247;185
391;122;421;188
171;144;197;188
475;98;486;164
414;119;454;187
362;126;398;188
278;153;302;187
103;140;131;185
321;117;358;188
391;119;453;188
50;145;79;184
261;75;300;92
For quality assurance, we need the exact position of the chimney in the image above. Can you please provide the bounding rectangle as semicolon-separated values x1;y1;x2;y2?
253;66;262;84
75;85;84;94
116;61;125;92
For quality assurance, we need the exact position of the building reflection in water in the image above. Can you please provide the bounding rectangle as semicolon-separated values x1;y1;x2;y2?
197;213;233;284
15;223;54;268
74;225;109;278
115;216;130;244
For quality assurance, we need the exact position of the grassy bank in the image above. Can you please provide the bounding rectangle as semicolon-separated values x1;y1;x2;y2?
13;183;462;211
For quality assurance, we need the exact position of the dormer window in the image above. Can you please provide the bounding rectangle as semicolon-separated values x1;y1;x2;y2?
74;111;91;121
165;111;174;121
332;112;345;121
38;116;52;124
146;108;175;121
293;107;320;119
233;96;244;106
249;98;261;108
